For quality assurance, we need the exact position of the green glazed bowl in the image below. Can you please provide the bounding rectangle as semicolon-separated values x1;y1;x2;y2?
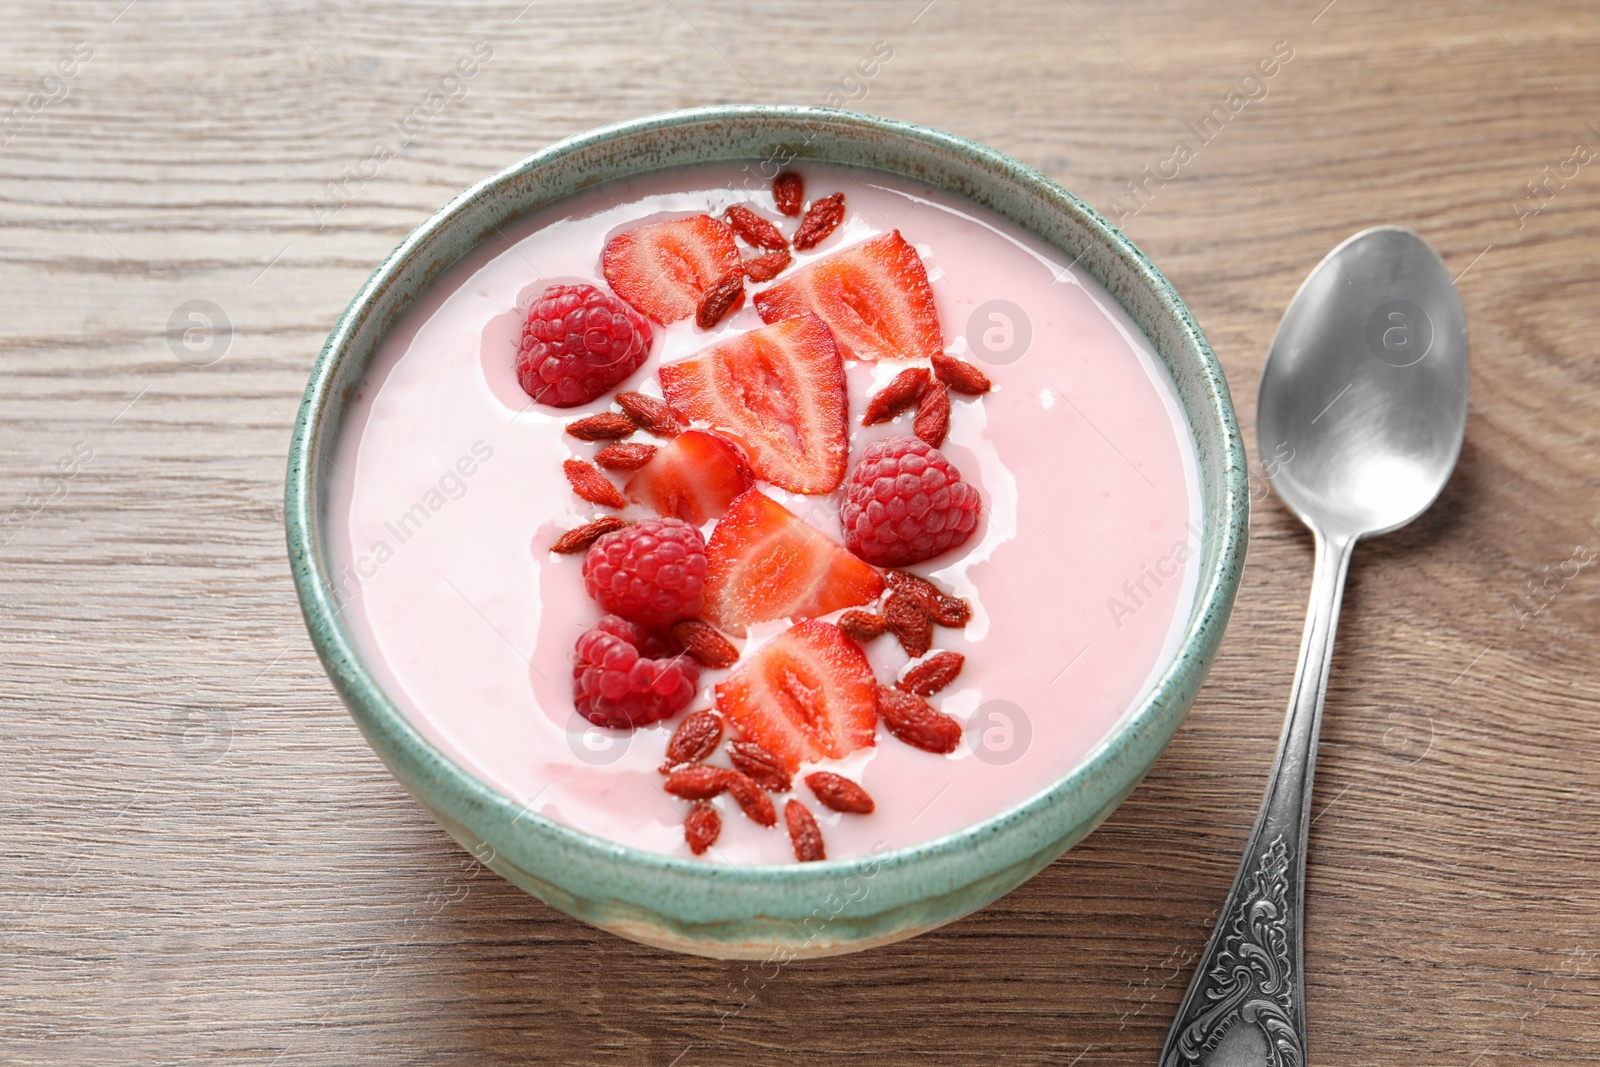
285;106;1248;959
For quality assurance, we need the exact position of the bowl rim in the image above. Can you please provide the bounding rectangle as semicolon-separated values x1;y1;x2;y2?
286;105;1247;889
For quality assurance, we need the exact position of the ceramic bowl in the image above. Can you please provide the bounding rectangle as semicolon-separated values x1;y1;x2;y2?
285;105;1248;959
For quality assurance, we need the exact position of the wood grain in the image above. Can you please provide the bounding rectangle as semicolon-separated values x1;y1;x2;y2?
3;1;1598;1063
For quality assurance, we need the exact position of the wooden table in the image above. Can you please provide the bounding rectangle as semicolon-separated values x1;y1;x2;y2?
4;1;1597;1062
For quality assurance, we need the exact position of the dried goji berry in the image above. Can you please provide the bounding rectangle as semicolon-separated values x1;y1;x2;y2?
876;686;962;755
725;205;788;251
773;171;804;217
785;798;825;861
743;248;791;282
914;381;950;448
671;620;740;670
728;740;791;792
684;802;720;855
661;709;723;771
931;352;992;395
837;609;889;643
551;515;630;554
804;771;875;815
863;367;931;425
898;651;964;697
695;267;745;330
616;391;683;437
562;458;627;509
792;192;844;250
594;442;658;471
565;412;636;441
884;591;933;656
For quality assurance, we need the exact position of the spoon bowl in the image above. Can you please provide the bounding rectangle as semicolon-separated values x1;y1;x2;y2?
1257;226;1469;539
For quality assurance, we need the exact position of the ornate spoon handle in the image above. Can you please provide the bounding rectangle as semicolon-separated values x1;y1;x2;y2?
1159;531;1356;1067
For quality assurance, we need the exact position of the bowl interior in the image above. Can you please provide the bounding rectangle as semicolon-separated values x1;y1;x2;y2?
286;106;1247;950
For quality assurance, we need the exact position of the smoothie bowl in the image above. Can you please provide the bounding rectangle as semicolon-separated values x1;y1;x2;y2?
286;106;1247;958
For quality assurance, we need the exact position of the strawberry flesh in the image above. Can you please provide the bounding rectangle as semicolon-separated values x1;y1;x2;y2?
657;313;848;494
715;620;877;771
704;488;884;634
602;215;742;324
752;230;943;362
623;429;754;525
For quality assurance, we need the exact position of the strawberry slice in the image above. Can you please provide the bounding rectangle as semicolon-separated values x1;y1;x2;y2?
715;620;877;771
752;230;943;362
623;429;755;526
704;488;884;634
602;215;742;324
658;313;847;493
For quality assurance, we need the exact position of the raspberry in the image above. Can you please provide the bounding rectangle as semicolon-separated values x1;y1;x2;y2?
839;436;981;567
572;615;700;729
582;518;708;626
516;284;652;408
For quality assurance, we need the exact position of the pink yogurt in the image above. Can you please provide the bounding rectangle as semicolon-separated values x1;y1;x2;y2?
328;162;1201;864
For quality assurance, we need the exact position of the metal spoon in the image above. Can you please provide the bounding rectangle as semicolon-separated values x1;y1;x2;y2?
1159;227;1468;1067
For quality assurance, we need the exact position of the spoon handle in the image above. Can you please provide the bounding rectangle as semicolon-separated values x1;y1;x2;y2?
1159;531;1356;1067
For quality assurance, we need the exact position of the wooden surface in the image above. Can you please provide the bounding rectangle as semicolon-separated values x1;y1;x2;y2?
3;1;1598;1063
